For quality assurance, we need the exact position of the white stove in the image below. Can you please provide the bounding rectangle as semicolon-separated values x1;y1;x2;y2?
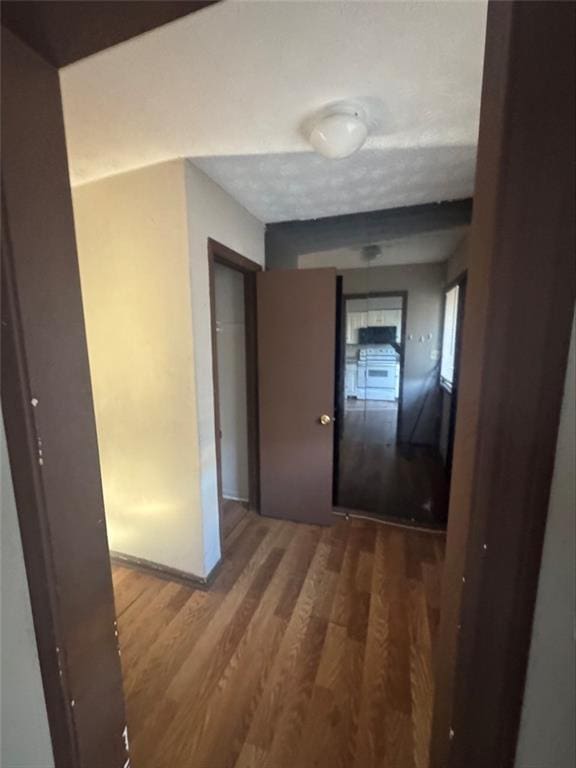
355;345;399;401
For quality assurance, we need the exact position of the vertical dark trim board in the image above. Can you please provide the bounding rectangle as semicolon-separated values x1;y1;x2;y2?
1;27;127;768
430;2;576;766
207;238;262;549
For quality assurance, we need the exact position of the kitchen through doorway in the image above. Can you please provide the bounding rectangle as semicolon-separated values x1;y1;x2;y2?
342;292;404;439
336;291;409;515
332;265;453;530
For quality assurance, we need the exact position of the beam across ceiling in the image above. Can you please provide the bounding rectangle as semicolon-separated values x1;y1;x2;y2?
266;199;473;268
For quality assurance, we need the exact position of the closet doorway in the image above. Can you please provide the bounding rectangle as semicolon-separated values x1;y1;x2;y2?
208;239;261;546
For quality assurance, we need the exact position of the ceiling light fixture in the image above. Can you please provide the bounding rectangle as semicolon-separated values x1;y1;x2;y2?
361;244;382;262
308;104;368;160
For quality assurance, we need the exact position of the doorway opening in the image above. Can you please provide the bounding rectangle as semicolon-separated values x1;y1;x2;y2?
335;291;408;513
208;239;261;548
328;258;463;530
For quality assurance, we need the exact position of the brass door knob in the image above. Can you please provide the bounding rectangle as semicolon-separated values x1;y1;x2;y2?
319;414;332;426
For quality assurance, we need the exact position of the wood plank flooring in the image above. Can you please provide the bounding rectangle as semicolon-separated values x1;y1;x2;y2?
338;404;449;527
112;512;444;768
221;498;249;544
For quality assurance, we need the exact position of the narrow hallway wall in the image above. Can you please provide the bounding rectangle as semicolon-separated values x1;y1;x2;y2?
73;160;265;578
73;161;204;574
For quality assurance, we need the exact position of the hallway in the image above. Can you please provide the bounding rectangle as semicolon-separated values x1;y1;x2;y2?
113;513;444;768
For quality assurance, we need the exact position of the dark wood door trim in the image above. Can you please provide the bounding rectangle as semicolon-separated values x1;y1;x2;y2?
332;276;344;505
1;0;218;67
2;193;79;768
442;272;467;480
430;2;576;766
1;27;127;767
1;4;219;765
208;238;262;549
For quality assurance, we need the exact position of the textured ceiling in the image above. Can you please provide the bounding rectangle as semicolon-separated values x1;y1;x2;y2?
193;145;477;222
61;0;487;221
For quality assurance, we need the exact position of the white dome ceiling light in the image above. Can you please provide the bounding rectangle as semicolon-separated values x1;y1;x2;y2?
308;103;369;160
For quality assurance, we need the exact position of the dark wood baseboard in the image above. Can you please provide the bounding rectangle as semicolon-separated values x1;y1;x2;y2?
110;551;222;590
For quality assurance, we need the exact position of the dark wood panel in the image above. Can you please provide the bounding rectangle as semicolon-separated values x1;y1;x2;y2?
257;268;337;525
1;0;217;67
444;274;467;481
1;27;126;767
430;2;576;766
113;512;445;768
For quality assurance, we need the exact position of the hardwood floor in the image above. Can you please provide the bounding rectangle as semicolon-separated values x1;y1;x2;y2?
113;512;444;768
337;403;449;528
221;498;249;545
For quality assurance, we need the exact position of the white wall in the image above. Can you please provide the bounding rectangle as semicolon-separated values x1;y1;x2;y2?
74;161;206;575
515;312;576;768
1;413;54;768
185;161;265;572
214;264;249;501
340;264;445;445
445;234;468;285
74;160;264;578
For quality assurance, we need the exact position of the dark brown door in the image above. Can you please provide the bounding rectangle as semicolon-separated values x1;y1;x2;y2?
257;268;336;525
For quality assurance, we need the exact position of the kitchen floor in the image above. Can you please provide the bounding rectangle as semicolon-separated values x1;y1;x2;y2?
112;511;443;768
337;400;448;528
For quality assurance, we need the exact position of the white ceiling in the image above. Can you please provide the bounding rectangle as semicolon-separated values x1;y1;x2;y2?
61;0;487;222
193;145;477;222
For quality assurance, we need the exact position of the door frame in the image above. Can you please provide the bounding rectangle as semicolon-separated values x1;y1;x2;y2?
430;3;575;765
207;238;261;548
440;272;468;480
334;289;408;513
339;290;407;442
1;26;128;767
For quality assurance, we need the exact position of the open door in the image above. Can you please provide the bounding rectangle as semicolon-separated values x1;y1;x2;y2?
257;268;336;525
